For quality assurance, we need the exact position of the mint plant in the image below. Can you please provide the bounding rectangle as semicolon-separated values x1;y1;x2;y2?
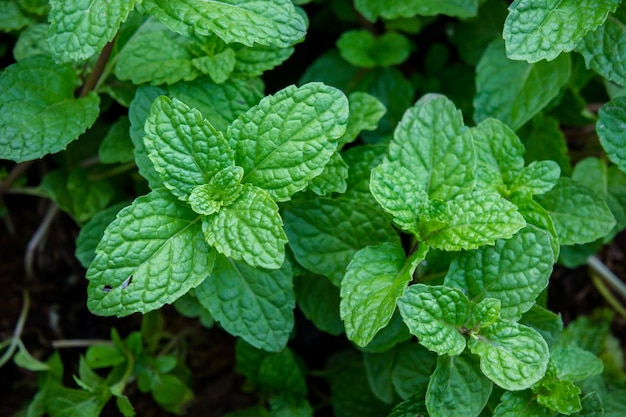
1;0;626;416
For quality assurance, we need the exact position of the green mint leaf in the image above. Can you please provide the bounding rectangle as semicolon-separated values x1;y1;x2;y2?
470;298;502;329
510;161;561;195
202;184;287;269
354;0;478;21
550;347;604;382
597;97;626;173
519;114;572;176
445;225;554;320
426;354;493;417
503;0;619;62
75;202;130;268
578;392;604;417
512;194;560;259
388;393;427;417
364;349;397;404
0;56;100;162
0;0;34;31
520;305;563;348
397;284;471;355
577;9;626;86
573;157;626;239
99;116;134;164
340;92;386;146
233;44;295;79
191;48;236;84
128;86;167;190
424;189;526;251
144;96;234;201
196;255;294;351
227;82;348;202
493;390;554;417
468;320;549;390
269;394;313;417
391;343;437;400
86;190;214;316
306;152;348;196
283;198;399;285
337;30;412;68
471;118;525;187
340;242;428;347
169;77;264;133
114;18;201;86
389;94;475;201
343;144;386;203
44;386;107;417
535;178;616;245
536;376;582;415
140;0;306;48
189;166;244;216
48;0;134;62
370;160;428;235
557;309;613;354
474;40;571;131
294;272;343;336
259;351;307;396
360;311;412;354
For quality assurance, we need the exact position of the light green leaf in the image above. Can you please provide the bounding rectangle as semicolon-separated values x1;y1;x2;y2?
354;0;479;21
202;184;287;269
169;77;264;133
0;56;100;163
86;190;214;317
128;86;166;189
389;94;475;201
397;284;471;355
597;96;626;173
470;298;501;329
233;44;295;79
189;166;244;216
192;48;236;84
468;320;549;390
551;347;604;382
337;30;412;68
511;194;560;259
306;152;348;196
370;160;428;235
141;0;306;47
359;311;412;354
471;118;525;187
283;198;399;285
114;18;200;86
75;203;130;268
196;255;294;352
426;354;493;417
424;189;526;251
536;377;582;415
519;114;572;176
503;0;619;62
294;273;343;336
520;305;563;349
339;92;386;146
340;242;427;347
391;343;437;400
14;23;52;61
48;0;135;62
493;390;554;417
45;386;108;417
99;116;134;164
343;144;386;202
510;161;561;195
227;82;348;202
577;10;626;86
144;96;234;201
535;178;616;245
445;226;553;320
474;40;571;131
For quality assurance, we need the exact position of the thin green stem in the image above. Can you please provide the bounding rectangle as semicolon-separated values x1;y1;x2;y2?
51;339;113;349
0;291;30;368
80;34;117;97
590;273;626;321
25;203;59;280
587;256;626;301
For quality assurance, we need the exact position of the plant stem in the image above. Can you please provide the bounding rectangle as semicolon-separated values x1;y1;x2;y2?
24;203;59;280
587;256;626;301
590;273;626;320
0;291;30;368
51;339;113;349
80;35;117;97
0;161;34;194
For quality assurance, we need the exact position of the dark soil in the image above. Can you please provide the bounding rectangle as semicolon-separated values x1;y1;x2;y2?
1;174;625;417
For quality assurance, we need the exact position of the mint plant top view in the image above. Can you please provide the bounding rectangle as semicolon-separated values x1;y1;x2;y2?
0;0;625;416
